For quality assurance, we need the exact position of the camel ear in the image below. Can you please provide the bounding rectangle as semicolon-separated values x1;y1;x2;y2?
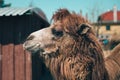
77;23;91;35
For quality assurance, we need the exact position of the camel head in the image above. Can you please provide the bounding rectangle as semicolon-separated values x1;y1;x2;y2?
23;22;91;54
23;9;92;57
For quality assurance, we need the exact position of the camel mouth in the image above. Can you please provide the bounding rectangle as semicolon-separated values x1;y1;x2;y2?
23;42;41;53
23;40;59;55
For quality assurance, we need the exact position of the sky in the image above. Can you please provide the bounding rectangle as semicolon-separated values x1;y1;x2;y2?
5;0;120;22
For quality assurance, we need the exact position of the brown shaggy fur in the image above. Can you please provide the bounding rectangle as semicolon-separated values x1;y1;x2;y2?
105;44;120;80
45;9;109;80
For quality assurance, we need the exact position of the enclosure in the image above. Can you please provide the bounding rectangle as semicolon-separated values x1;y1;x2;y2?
0;7;49;80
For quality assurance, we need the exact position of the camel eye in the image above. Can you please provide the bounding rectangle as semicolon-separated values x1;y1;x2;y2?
52;28;63;37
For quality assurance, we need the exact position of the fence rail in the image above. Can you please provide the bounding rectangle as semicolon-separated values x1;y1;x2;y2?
0;44;31;80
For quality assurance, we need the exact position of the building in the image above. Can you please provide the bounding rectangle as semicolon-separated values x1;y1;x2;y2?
0;7;50;80
95;6;120;40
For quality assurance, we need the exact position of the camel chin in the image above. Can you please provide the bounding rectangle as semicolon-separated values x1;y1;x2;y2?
42;46;59;55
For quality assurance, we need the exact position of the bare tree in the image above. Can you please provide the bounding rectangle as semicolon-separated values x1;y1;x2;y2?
0;0;11;8
87;2;103;37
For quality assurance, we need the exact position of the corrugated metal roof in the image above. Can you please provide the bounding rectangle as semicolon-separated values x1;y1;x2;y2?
0;7;33;16
0;7;48;21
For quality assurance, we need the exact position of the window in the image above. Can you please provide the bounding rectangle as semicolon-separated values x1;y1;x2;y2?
106;25;110;30
101;35;103;38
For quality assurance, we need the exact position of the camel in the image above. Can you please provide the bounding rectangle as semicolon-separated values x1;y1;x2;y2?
105;43;120;80
102;34;120;57
23;9;120;80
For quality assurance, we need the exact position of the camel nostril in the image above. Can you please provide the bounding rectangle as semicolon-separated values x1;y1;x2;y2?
26;35;35;41
23;41;29;47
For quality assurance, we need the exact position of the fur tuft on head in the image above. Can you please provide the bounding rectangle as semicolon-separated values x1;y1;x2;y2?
52;8;70;21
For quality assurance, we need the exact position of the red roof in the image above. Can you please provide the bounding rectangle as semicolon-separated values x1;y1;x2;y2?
100;11;120;21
